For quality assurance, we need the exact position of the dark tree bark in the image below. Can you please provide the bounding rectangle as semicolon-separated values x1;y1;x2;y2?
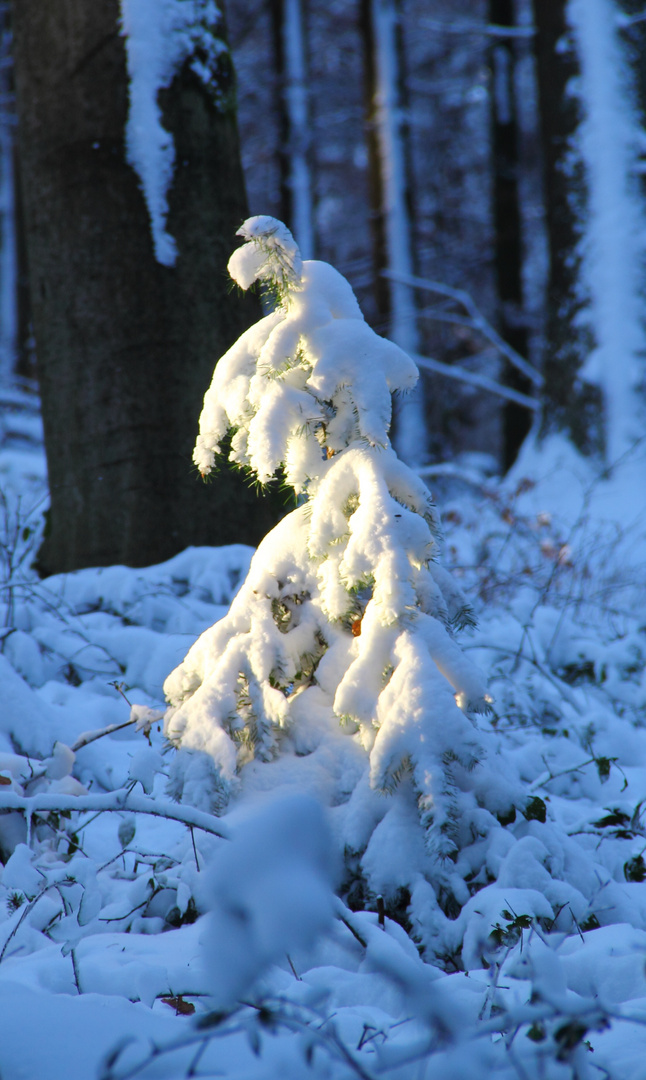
0;1;17;380
532;0;603;453
12;0;284;576
489;0;533;470
11;147;35;382
360;0;396;327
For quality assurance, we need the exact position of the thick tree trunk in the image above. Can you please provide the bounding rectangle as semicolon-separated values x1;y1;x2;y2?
489;0;533;470
532;0;603;453
12;0;284;575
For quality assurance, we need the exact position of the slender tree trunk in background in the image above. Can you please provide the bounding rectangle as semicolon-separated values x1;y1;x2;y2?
615;2;646;252
12;0;284;576
0;2;16;383
271;0;315;258
360;0;427;466
532;0;603;453
489;0;532;470
11;145;35;382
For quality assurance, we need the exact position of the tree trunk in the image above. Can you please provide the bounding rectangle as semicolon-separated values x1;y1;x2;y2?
532;0;603;453
271;0;315;258
489;0;533;470
12;0;284;576
0;1;16;383
360;0;427;466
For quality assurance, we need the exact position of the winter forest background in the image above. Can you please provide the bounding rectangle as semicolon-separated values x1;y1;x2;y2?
2;1;646;1078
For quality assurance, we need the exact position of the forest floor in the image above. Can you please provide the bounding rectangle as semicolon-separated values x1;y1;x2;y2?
1;385;646;1078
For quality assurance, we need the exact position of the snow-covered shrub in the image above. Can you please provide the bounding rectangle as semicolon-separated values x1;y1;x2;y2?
3;406;646;1076
164;217;527;950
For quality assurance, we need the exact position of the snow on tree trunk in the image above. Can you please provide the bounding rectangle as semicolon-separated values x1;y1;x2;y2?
566;0;646;463
362;0;427;467
119;0;229;266
12;0;284;574
164;217;523;948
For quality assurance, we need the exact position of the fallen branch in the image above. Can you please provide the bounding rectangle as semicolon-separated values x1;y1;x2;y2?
0;789;230;840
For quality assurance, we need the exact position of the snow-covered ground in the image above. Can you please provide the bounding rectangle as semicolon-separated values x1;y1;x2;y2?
1;380;646;1078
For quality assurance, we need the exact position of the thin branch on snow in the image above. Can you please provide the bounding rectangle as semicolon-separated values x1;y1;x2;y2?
0;888;49;963
70;718;139;752
415;462;498;496
463;641;585;714
101;996;378;1080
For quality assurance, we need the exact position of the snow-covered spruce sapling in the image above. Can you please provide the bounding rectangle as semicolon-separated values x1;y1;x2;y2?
164;217;521;936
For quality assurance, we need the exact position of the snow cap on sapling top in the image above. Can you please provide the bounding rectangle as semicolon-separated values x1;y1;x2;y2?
193;215;418;482
228;216;303;291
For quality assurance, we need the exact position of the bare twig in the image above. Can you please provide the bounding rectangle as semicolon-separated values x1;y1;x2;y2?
382;268;543;387
70;718;138;753
420;16;535;38
413;352;538;410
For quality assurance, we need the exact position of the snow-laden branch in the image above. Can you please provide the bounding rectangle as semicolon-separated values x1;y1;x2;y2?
616;8;646;28
382;268;543;388
413;352;538;410
421;17;535;39
0;789;230;839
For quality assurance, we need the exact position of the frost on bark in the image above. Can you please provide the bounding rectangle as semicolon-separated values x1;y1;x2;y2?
360;0;427;467
533;0;646;460
565;0;646;462
12;0;284;575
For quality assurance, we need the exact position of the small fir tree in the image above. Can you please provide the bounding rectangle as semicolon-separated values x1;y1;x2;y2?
165;217;520;948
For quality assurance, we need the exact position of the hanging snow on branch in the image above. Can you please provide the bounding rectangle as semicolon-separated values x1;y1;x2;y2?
165;218;520;896
119;0;227;266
